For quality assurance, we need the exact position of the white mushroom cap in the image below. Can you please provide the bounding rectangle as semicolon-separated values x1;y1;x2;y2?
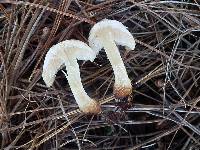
89;19;136;55
43;40;96;87
42;40;101;114
88;19;136;98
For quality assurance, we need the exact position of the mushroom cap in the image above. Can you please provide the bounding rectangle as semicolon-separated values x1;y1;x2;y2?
88;19;136;54
42;40;96;87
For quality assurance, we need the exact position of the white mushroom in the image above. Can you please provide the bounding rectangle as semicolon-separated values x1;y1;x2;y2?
42;40;101;114
88;19;136;98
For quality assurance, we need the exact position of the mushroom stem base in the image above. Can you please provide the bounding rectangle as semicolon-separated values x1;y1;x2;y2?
114;85;132;98
80;100;101;114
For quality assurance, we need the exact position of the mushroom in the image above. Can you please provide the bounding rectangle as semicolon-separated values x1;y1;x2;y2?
88;19;136;98
42;40;101;114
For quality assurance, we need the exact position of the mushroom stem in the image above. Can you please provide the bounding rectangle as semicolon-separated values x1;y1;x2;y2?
100;31;132;98
64;59;101;114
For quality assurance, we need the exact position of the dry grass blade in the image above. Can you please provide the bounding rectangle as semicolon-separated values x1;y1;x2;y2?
1;0;95;24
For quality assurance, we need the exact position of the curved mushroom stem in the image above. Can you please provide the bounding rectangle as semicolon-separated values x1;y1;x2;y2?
100;31;132;98
63;59;101;114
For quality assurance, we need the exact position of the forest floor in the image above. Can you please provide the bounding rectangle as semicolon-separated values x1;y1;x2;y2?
0;0;200;149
